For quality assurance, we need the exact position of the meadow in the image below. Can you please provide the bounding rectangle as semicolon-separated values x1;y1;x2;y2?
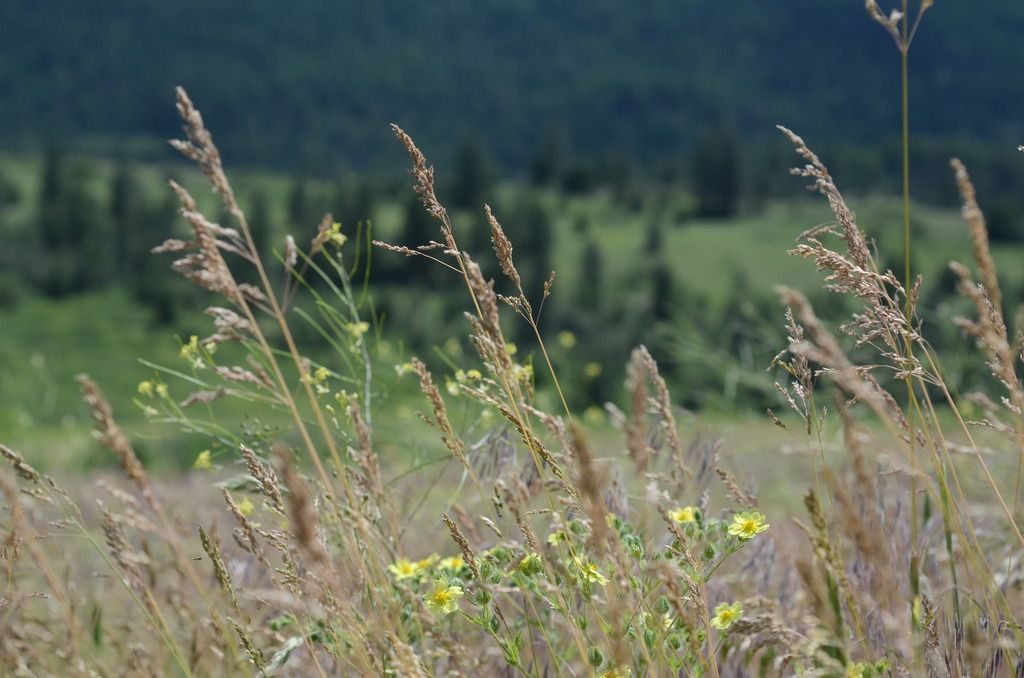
1;75;1023;677
4;2;1024;676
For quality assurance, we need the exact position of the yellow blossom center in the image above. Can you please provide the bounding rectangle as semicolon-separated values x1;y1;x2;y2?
431;589;455;605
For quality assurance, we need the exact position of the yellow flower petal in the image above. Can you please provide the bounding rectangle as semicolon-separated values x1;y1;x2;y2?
193;450;214;471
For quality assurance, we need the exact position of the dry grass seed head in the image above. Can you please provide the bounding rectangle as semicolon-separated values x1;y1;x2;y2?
170;86;238;215
778;125;870;269
198;524;239;614
277;451;329;568
715;467;758;509
625;345;687;484
221;489;265;563
152;181;246;305
568;422;610;553
77;375;161;515
99;505;149;602
0;472;23;567
409;358;469;471
485;204;522;292
442;512;481;582
776;286;911;436
227;617;267;674
240;445;286;517
390;124;446;224
0;444;42;485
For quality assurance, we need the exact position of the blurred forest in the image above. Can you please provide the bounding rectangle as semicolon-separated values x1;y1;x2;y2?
2;1;1024;178
2;0;1024;438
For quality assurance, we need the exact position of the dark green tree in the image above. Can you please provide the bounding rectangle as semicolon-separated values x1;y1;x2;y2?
577;238;604;309
450;137;495;211
692;125;740;218
644;221;664;255
0;164;19;213
37;154;108;295
529;129;566;187
332;175;375;231
136;185;187;325
649;259;674;323
987;198;1022;243
287;178;317;231
38;147;66;254
509;199;553;306
247;189;271;259
109;164;143;283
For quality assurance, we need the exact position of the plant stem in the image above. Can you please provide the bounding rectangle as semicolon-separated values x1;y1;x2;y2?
899;1;923;633
902;11;911;300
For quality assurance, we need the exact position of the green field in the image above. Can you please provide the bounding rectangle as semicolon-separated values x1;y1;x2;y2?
2;147;1014;471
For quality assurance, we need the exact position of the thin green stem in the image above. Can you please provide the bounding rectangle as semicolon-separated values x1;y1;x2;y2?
901;8;911;300
898;3;922;633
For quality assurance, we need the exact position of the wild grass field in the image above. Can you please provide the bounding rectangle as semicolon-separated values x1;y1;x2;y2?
4;2;1024;677
5;162;1023;464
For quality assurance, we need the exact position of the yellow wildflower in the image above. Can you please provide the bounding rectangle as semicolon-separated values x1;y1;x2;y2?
465;369;482;380
557;330;577;349
583;362;603;379
180;335;200;361
600;666;631;678
327;221;347;247
302;366;331;394
193;450;214;471
155;382;168;399
137;381;154;398
513;363;533;384
847;663;868;678
237;497;255;517
417;554;440;570
573;556;608;586
727;511;769;540
668;506;698;524
345;321;369;338
424;579;463;615
388;557;422;580
547;530;568;546
641;610;674;632
506;342;518;356
517;552;542;575
439;555;464;571
444;337;463;357
710;601;743;630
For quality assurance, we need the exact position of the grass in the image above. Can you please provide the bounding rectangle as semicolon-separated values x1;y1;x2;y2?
4;2;1024;670
3;72;1024;676
3;180;1013;456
